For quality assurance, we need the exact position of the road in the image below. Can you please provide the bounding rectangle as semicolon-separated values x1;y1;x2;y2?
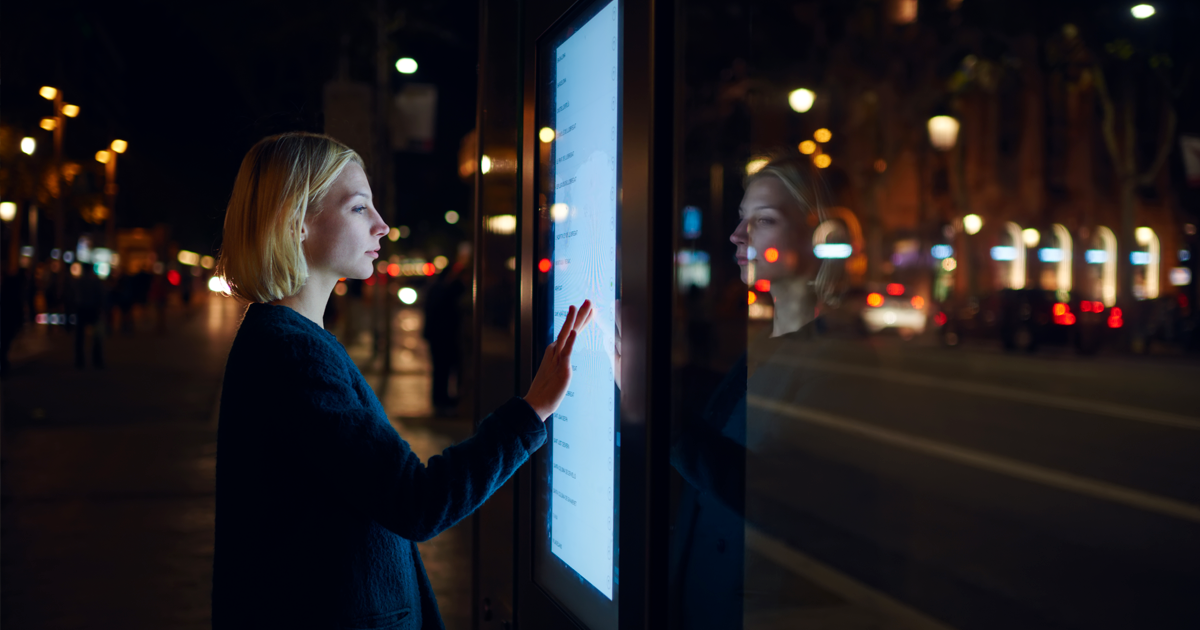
738;335;1200;630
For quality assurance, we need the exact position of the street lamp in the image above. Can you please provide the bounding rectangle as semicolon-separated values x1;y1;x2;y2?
963;214;983;235
1131;4;1155;19
395;57;418;74
96;140;127;247
927;115;960;151
788;88;815;113
20;137;36;155
0;202;16;222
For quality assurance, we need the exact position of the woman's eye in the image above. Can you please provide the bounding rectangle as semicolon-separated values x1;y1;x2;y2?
352;205;366;214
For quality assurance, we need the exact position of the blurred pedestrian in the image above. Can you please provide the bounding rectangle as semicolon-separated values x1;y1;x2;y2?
149;270;168;334
422;262;466;417
210;132;593;630
68;263;107;369
0;269;27;376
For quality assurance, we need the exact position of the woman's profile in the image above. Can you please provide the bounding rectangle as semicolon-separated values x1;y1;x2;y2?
211;132;592;629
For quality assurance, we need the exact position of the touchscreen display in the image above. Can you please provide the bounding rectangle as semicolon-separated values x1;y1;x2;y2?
532;0;621;623
547;0;619;599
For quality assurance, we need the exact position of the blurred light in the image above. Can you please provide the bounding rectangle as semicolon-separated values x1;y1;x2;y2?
754;279;771;292
334;282;348;296
931;244;954;259
1081;301;1093;313
539;258;552;273
40;118;57;131
20;137;36;155
1170;267;1192;286
1053;303;1067;317
1131;252;1151;265
50;248;61;260
62;104;79;118
422;263;436;276
1135;226;1154;246
20;246;33;257
70;262;82;277
395;57;418;74
398;287;418;304
192;266;203;277
927;115;960;151
813;154;832;169
748;291;757;305
480;155;492;174
95;150;111;164
388;227;400;241
745;158;769;176
487;214;518;234
39;86;58;100
798;140;816;155
200;255;215;269
177;250;200;266
1085;249;1108;264
1065;313;1076;325
911;296;925;309
1186;224;1198;236
433;255;448;270
991;246;1017;261
110;139;127;154
963;214;983;235
92;262;110;278
398;225;411;238
63;251;74;263
0;202;16;222
1022;228;1040;248
167;270;181;286
387;263;400;277
1131;4;1155;19
764;247;779;263
539;127;556;143
813;243;852;259
1038;248;1063;262
445;210;460;225
814;128;832;143
208;276;231;294
1180;250;1191;262
942;257;957;271
788;88;815;113
874;159;887;173
892;0;918;23
551;203;569;223
152;261;163;274
934;312;948;326
867;293;884;307
682;206;702;239
886;283;904;296
1108;307;1123;328
377;261;389;274
746;246;757;261
506;256;517;270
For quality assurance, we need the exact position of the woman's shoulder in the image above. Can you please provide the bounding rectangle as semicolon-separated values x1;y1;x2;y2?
232;303;344;367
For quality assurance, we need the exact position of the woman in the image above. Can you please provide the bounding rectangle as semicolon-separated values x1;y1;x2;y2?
668;153;839;629
211;132;592;630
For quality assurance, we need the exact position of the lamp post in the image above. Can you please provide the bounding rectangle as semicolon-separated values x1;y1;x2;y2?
40;87;80;309
97;140;127;248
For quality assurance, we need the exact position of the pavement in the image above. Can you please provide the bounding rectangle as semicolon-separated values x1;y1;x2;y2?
1;293;476;630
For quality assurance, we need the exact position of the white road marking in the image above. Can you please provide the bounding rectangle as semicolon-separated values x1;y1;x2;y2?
773;356;1200;431
746;524;958;630
747;395;1200;524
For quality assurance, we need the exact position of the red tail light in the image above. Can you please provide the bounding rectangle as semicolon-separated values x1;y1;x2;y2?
867;293;884;307
886;283;904;296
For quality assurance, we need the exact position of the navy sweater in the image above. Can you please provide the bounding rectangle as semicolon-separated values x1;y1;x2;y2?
212;303;545;629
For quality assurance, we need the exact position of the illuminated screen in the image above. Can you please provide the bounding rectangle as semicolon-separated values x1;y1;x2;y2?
532;0;621;626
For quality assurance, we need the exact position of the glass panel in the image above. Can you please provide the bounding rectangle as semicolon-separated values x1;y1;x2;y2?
669;2;1200;629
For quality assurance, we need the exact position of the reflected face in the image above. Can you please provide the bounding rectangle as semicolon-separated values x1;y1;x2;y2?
730;176;809;285
302;162;389;283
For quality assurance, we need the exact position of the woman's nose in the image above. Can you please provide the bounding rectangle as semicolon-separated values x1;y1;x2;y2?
729;219;749;245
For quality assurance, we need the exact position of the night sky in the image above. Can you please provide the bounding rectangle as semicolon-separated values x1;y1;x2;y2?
1;0;480;256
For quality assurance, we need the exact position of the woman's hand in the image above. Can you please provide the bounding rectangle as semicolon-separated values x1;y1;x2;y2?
524;300;595;421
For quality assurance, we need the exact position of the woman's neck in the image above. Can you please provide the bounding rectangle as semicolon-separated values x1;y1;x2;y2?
270;273;337;329
769;276;817;337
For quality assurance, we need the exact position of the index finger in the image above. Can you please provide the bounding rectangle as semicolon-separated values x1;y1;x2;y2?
556;305;578;347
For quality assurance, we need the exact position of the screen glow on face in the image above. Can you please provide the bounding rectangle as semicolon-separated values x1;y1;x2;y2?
547;0;619;600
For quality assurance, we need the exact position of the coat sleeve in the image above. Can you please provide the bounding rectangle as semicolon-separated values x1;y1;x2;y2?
284;334;546;542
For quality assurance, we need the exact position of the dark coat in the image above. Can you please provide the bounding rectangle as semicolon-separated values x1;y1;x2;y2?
212;302;546;629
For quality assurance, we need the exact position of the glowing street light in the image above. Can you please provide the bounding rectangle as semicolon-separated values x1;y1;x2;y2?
539;127;556;143
39;86;58;101
480;155;492;174
1022;228;1040;248
20;137;36;155
40;118;57;131
0;202;17;222
927;115;960;151
445;210;460;225
788;88;815;113
395;57;418;74
111;139;128;153
813;154;832;169
1131;4;1155;19
814;128;832;143
95;150;111;164
798;140;816;155
62;104;80;118
963;214;983;235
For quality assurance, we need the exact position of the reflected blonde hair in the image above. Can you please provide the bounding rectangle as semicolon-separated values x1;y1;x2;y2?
216;132;363;303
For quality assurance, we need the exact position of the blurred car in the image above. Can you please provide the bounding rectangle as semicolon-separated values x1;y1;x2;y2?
823;284;928;338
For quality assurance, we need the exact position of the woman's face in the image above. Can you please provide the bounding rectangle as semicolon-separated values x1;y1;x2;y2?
302;162;389;283
729;175;810;285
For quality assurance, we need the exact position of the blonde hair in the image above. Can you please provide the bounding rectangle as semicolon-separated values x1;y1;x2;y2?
216;132;363;303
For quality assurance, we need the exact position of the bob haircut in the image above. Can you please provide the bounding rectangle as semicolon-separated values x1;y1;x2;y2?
217;132;363;303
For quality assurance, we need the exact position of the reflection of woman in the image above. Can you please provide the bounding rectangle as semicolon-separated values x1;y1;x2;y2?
211;132;594;630
669;155;833;629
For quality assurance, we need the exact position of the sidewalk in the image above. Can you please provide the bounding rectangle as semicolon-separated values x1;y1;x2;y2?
1;295;476;630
